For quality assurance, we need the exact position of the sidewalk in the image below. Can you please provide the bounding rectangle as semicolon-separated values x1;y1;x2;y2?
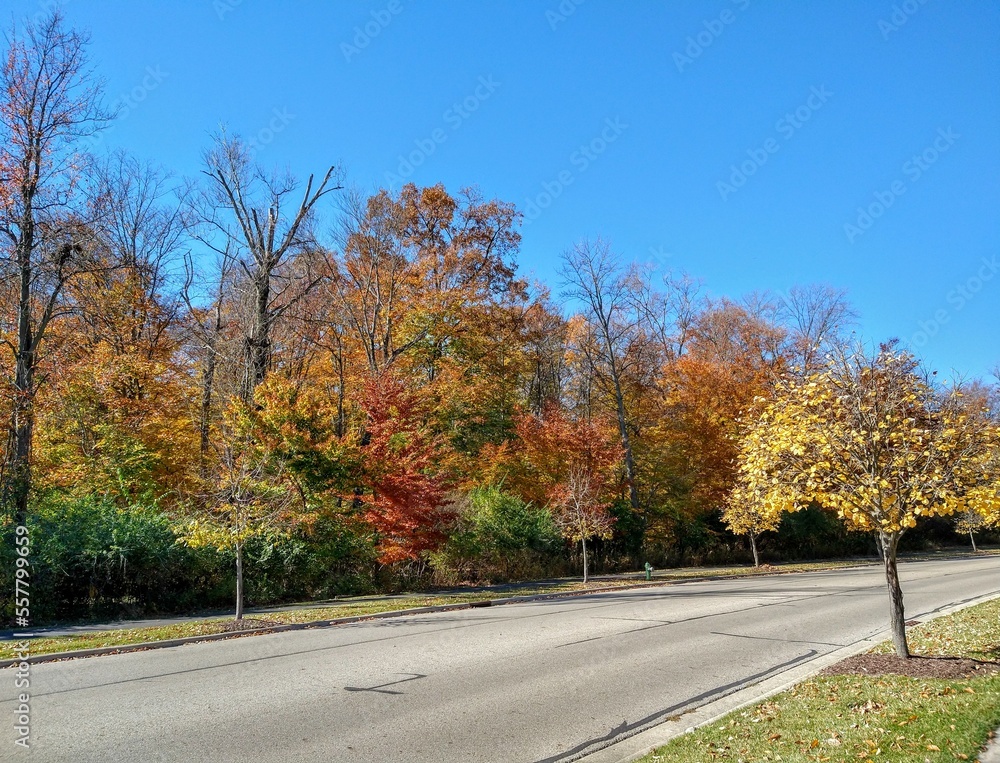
0;567;699;639
981;730;1000;763
5;549;988;640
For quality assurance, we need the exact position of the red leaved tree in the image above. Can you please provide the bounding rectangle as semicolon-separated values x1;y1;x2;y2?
360;374;449;564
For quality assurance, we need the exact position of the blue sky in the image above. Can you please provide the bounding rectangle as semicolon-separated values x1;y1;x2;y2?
9;0;999;379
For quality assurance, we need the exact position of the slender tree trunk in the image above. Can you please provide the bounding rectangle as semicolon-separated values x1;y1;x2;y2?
881;531;910;658
235;542;245;621
5;252;36;527
335;343;346;438
610;376;640;513
969;531;978;553
581;537;589;584
198;346;216;478
750;533;760;568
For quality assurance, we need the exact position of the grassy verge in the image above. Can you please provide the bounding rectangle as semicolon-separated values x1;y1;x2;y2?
638;597;1000;763
0;556;967;661
0;594;490;659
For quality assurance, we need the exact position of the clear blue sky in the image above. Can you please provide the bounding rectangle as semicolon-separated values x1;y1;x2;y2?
9;0;999;379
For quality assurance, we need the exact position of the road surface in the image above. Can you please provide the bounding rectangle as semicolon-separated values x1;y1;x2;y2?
4;555;999;763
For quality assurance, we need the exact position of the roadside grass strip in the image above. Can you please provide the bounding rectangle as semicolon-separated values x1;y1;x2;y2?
639;597;1000;763
0;557;973;661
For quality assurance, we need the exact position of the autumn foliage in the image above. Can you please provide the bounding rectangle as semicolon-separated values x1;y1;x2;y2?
515;406;622;580
360;374;450;564
727;344;999;655
2;13;998;625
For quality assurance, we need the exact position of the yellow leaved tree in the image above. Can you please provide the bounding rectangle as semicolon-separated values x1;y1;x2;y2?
729;343;997;657
721;500;783;568
181;398;302;621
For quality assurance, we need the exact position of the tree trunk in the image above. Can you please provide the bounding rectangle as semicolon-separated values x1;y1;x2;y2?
750;533;760;568
610;376;640;514
335;342;346;438
4;243;36;528
969;531;978;553
235;542;245;621
239;261;273;406
881;531;910;658
581;537;589;584
3;410;32;528
198;346;216;478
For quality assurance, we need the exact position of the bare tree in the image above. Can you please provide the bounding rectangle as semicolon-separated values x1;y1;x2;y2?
183;247;238;476
199;133;339;404
329;188;421;375
776;284;857;372
560;239;644;512
625;266;703;367
73;152;188;358
0;12;110;523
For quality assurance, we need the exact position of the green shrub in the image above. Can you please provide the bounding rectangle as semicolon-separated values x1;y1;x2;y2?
431;486;561;583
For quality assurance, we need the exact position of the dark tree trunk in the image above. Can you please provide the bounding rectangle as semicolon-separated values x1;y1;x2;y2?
335;341;346;438
4;409;33;528
240;272;271;405
750;533;760;568
881;531;910;658
198;345;216;478
611;377;640;514
4;238;37;528
235;542;245;621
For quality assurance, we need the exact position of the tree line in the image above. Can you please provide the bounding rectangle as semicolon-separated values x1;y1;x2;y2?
2;14;997;631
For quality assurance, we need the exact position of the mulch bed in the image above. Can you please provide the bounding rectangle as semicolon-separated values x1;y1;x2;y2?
822;653;1000;680
219;618;283;633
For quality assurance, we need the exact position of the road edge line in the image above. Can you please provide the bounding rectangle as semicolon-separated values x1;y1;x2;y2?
576;589;1000;763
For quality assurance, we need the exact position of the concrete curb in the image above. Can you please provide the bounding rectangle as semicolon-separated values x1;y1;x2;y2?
0;563;882;668
981;730;1000;763
576;590;1000;763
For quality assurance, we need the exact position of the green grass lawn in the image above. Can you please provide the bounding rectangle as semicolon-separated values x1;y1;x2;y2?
638;597;1000;763
0;556;974;661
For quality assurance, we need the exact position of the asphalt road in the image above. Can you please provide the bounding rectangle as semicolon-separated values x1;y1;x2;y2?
4;556;999;763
